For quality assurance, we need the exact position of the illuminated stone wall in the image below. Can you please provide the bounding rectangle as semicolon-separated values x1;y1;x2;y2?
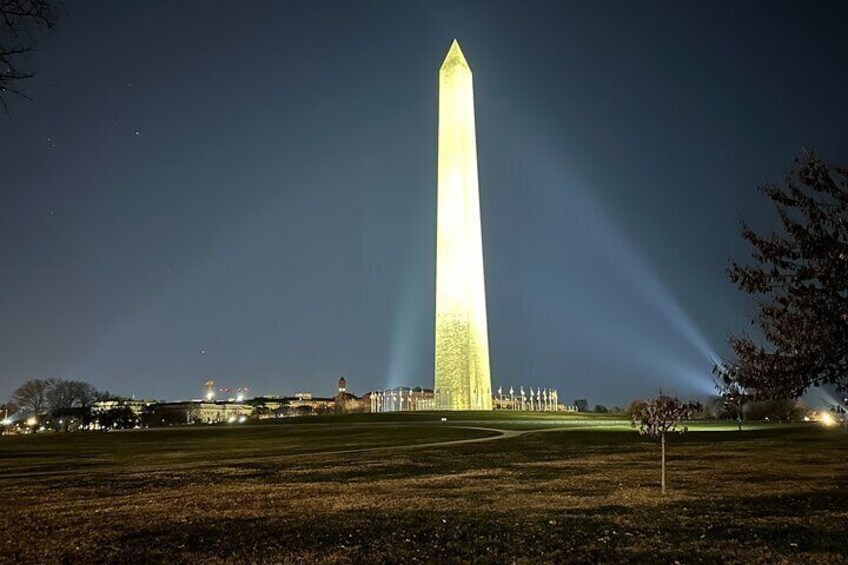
435;40;493;410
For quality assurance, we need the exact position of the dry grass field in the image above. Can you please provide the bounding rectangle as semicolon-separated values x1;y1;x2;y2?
1;413;846;564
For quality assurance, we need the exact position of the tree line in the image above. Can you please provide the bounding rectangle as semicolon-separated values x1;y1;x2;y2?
571;396;807;424
4;378;114;422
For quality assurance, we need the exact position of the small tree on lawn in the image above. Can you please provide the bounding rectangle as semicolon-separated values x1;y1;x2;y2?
631;394;701;494
718;379;751;431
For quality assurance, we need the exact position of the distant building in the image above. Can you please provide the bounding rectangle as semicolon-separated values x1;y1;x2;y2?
287;395;335;414
492;386;574;412
334;377;369;413
145;401;253;426
92;399;153;416
143;377;373;425
369;387;438;412
248;396;286;412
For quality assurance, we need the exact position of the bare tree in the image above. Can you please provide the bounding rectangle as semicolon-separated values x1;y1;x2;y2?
631;394;701;494
44;378;72;412
45;379;99;412
10;378;51;415
70;380;99;408
0;0;57;113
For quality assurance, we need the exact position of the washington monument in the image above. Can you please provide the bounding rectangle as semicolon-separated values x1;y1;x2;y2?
434;40;493;411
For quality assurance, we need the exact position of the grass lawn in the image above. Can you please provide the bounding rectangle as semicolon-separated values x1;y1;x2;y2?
1;414;846;563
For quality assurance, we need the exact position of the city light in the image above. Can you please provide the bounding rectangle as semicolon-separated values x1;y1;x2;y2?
820;412;837;427
1;418;12;426
26;416;37;427
205;390;215;401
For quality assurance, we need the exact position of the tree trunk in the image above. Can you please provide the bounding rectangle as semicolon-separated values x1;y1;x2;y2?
661;432;666;494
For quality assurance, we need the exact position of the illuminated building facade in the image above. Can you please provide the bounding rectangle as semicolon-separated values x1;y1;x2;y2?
492;386;575;412
146;401;253;425
434;40;493;410
368;388;439;412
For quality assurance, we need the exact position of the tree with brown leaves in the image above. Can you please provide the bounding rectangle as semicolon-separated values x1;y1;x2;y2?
631;394;701;494
717;152;848;399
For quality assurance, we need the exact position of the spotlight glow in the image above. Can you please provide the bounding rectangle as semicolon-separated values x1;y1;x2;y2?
820;412;837;427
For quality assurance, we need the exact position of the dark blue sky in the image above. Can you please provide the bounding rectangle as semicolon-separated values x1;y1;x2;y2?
2;1;847;405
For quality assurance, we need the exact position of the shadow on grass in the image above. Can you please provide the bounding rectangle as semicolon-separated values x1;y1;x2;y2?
86;485;848;564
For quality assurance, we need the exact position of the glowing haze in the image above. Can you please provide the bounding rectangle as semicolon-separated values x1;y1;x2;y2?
2;2;848;406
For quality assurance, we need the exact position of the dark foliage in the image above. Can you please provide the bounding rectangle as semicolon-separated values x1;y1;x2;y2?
96;406;139;430
719;152;848;398
45;379;99;413
718;380;752;430
141;404;189;427
0;0;57;113
624;399;648;419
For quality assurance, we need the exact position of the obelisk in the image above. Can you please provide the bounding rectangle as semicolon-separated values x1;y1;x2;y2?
434;40;492;411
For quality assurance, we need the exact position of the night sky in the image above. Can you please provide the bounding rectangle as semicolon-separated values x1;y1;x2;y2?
3;1;848;405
